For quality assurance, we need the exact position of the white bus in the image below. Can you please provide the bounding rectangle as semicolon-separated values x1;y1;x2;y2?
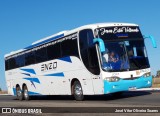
5;23;156;101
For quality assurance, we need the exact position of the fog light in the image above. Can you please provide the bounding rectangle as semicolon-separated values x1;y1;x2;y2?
143;72;151;77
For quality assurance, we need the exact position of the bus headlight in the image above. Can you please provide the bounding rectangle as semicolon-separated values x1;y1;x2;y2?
104;76;120;82
143;72;151;77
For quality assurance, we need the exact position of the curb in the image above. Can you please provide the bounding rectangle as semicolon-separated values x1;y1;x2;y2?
0;94;9;95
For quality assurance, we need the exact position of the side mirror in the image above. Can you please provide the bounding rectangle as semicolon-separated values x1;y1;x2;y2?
144;35;157;48
93;38;105;52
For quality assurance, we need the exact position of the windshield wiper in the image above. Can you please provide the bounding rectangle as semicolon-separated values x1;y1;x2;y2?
140;65;149;69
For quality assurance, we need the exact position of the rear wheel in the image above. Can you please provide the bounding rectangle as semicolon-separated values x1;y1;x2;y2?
16;86;23;101
23;85;30;100
72;81;84;101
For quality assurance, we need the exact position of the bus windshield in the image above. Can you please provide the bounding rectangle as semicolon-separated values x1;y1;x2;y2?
101;40;149;72
95;26;150;72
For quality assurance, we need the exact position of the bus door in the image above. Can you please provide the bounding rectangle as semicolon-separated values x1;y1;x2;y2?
79;29;103;94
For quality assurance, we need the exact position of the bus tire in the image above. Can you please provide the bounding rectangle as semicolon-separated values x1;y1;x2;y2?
23;85;30;100
16;86;23;101
73;81;84;101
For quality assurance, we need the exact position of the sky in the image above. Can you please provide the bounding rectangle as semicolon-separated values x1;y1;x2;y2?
0;0;160;90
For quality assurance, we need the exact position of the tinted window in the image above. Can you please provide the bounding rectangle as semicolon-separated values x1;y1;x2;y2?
79;29;94;50
6;33;79;70
88;46;99;68
79;29;100;75
88;46;100;75
15;55;25;68
35;47;48;63
25;51;35;65
126;40;149;70
6;55;25;70
47;43;61;60
80;50;89;68
5;60;9;70
8;58;16;69
79;29;94;68
61;38;78;57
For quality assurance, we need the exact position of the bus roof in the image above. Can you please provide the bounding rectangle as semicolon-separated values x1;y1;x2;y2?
5;22;138;58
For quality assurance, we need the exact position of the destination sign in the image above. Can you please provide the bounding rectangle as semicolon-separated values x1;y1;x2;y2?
95;26;143;41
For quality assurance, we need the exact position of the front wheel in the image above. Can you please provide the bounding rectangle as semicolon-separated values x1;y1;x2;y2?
73;81;84;101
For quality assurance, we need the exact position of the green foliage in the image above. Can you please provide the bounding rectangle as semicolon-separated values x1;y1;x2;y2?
152;75;155;78
156;70;160;77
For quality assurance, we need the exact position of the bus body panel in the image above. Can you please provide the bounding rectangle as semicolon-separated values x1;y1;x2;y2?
103;75;152;94
5;56;99;95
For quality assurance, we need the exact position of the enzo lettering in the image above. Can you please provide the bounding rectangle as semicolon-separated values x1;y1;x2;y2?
41;62;57;71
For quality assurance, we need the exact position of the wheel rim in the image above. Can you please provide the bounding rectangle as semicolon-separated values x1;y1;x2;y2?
74;84;82;96
24;89;29;99
17;90;21;97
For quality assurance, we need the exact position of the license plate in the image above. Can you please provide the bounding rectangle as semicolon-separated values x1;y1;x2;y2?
129;87;137;91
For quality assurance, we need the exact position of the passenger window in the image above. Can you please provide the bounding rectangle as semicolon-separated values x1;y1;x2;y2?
8;58;16;70
47;43;61;60
35;47;48;63
61;37;78;57
15;55;25;68
25;51;35;65
5;60;9;70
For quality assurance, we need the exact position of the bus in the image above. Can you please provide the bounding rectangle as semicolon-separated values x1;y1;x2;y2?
4;23;157;101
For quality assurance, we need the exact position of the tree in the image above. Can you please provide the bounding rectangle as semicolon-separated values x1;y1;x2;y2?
156;70;160;77
0;88;1;91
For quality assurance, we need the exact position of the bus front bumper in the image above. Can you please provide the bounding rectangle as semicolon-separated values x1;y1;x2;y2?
103;76;152;94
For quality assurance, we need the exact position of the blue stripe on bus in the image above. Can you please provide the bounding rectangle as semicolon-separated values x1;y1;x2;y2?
116;33;128;37
45;72;64;77
21;73;31;77
30;80;36;89
12;87;40;96
24;34;64;50
23;77;40;84
28;91;41;95
13;88;16;96
20;68;36;74
59;56;72;63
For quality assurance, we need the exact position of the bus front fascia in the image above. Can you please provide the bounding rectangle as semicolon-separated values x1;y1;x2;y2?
93;37;153;94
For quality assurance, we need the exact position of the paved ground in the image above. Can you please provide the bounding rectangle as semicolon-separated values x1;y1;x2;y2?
0;91;160;116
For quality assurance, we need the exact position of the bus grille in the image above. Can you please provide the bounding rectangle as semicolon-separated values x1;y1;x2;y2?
122;77;140;80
